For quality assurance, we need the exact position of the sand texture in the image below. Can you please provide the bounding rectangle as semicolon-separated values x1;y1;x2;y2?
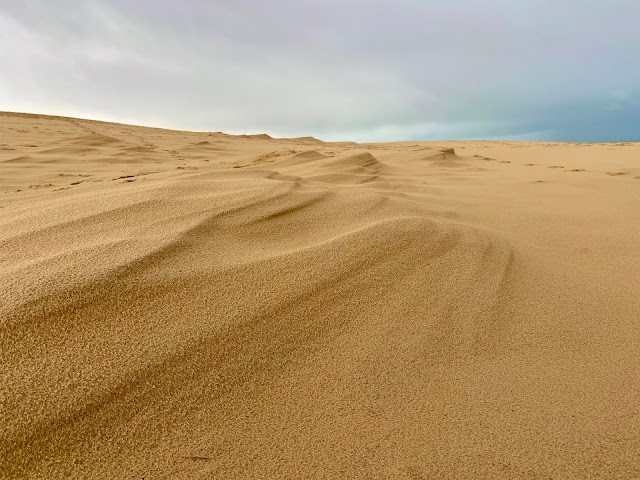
1;111;640;479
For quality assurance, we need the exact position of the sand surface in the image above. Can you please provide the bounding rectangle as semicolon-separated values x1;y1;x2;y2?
1;111;640;479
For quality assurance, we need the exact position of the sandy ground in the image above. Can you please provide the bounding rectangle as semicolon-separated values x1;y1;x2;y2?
1;111;640;479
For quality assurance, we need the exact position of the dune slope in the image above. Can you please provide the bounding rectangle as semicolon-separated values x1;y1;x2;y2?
1;112;640;479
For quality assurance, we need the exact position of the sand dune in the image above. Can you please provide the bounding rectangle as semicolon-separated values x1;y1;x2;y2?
1;112;640;479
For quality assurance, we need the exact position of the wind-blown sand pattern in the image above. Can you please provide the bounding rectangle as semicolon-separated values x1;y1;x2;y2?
1;112;640;479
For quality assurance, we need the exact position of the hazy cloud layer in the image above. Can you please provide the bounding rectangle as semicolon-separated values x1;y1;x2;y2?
1;0;639;141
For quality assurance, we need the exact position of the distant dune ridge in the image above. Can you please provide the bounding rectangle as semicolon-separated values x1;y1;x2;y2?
1;111;640;478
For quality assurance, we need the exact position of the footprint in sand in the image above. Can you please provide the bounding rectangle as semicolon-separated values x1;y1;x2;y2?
499;160;511;163
567;169;586;172
606;171;630;177
549;165;565;169
524;163;538;166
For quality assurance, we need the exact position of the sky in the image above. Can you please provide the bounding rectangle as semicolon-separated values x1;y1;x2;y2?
1;0;639;142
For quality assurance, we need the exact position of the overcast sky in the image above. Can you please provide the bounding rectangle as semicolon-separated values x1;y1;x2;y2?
1;0;639;142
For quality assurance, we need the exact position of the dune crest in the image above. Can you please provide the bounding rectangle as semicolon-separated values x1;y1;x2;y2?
2;112;640;479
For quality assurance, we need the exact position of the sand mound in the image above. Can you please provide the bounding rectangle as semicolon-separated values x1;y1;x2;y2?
270;150;328;167
63;133;122;146
238;133;273;140
283;135;325;146
290;150;327;161
2;112;640;479
327;151;385;168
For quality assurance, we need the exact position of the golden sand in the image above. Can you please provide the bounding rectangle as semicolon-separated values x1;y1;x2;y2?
1;112;640;478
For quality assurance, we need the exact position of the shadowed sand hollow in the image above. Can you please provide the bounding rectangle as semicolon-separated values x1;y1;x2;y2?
1;112;640;479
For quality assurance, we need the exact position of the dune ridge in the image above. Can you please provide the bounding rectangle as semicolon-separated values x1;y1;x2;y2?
1;112;640;478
